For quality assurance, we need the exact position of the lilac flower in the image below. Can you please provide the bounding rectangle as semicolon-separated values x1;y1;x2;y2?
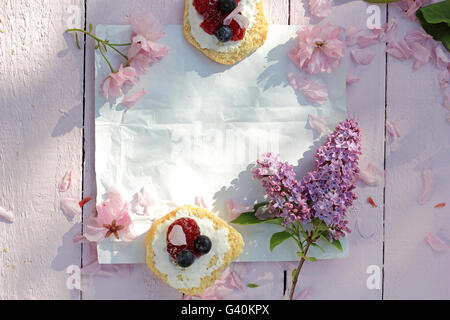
300;119;362;239
253;119;362;239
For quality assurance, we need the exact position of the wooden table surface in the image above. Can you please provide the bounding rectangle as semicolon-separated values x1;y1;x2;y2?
0;0;448;300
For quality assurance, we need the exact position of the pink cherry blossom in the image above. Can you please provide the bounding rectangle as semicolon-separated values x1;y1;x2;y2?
288;72;329;104
288;24;345;74
387;38;414;61
404;29;432;44
409;41;431;70
351;48;375;65
308;0;334;19
129;11;165;41
84;188;135;242
121;89;146;108
345;26;363;46
101;64;139;100
60;198;82;219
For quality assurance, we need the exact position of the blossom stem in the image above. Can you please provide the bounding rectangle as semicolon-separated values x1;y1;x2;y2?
289;239;312;300
65;28;129;60
98;44;115;73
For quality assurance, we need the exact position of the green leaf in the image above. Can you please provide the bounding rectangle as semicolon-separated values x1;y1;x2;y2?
416;1;450;52
291;269;297;279
247;283;259;288
297;251;317;262
89;23;93;33
270;231;292;252
331;239;343;252
230;202;283;225
311;242;325;253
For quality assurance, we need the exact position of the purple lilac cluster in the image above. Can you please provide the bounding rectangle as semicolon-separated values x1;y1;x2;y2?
253;119;361;239
253;153;311;225
300;119;362;239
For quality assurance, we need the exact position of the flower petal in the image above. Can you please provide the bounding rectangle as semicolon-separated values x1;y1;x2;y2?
358;162;383;187
0;206;14;223
132;185;154;215
226;199;251;222
386;120;401;139
409;41;431;70
345;26;363;46
346;73;359;85
425;232;449;252
351;48;375;65
308;0;334;19
194;196;208;209
129;11;165;41
168;224;187;246
59;170;72;192
308;114;329;136
121;89;146;108
417;168;433;205
60;198;82;219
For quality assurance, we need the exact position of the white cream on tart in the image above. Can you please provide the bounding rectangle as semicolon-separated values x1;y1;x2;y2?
188;0;258;52
152;209;230;290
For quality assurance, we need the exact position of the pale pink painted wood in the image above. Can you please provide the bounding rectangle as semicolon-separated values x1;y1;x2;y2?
288;0;386;299
0;0;84;299
384;6;450;299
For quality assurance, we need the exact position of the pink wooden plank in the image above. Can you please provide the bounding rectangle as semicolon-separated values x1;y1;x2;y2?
83;0;289;300
384;6;450;299
288;0;386;299
0;0;84;299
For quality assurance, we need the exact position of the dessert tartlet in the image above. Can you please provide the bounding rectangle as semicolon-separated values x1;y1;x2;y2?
183;0;269;65
145;205;244;295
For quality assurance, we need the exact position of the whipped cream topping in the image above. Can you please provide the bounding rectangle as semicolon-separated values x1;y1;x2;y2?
187;0;258;52
152;209;230;290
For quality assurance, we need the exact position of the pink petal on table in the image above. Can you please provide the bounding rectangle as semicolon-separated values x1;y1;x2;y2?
357;33;380;48
287;72;309;91
308;0;334;19
351;48;374;65
59;170;72;192
346;73;359;85
73;234;88;245
386;120;401;139
345;26;363;46
356;215;376;239
233;14;250;29
121;89;146;108
417;168;433;205
226;199;251;222
195;196;208;209
288;72;328;104
308;114;329;135
132;185;154;215
129;11;165;41
168;224;187;246
60;198;82;219
386;39;413;61
438;69;449;90
410;41;431;70
359;162;383;187
404;29;432;44
433;46;450;70
0;206;14;222
425;232;449;252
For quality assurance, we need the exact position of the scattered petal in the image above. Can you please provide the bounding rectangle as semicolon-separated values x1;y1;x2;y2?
79;197;92;208
195;196;208;209
59;170;72;192
425;232;449;252
223;3;245;26
438;69;449;90
288;72;328;104
132;185;154;215
386;120;401;139
0;206;14;223
308;0;334;19
417;168;433;205
60;198;82;219
346;73;359;85
168;224;187;246
409;41;431;70
404;29;432;44
387;39;413;61
129;11;165;41
226;199;251;222
351;48;374;65
120;89;146;108
345;26;363;46
433;46;450;70
308;114;330;136
356;33;380;48
358;162;383;187
367;197;378;208
434;203;446;208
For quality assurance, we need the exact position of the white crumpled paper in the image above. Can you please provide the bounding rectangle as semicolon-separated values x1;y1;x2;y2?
95;25;348;264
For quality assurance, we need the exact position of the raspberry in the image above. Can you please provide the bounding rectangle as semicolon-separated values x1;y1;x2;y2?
193;0;245;40
166;218;201;260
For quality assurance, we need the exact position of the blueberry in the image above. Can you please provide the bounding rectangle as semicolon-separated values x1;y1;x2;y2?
194;235;212;255
215;25;233;42
219;0;237;13
177;250;195;268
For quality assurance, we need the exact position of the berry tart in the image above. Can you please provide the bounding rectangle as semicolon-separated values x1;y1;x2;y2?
145;205;244;295
183;0;269;65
